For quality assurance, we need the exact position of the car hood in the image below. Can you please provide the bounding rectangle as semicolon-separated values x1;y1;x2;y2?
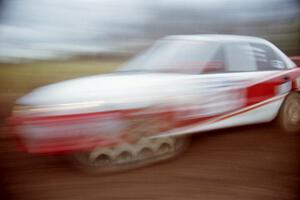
16;72;192;107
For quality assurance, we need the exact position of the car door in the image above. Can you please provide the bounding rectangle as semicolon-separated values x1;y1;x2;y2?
246;42;292;106
224;42;291;108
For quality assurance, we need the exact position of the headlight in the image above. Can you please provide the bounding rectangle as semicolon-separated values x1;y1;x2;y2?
12;101;105;117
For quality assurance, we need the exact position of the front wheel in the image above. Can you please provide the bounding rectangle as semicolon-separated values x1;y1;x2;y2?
277;92;300;133
69;136;190;174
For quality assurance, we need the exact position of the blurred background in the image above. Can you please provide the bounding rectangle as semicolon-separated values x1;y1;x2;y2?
0;1;300;200
0;0;300;118
1;0;300;60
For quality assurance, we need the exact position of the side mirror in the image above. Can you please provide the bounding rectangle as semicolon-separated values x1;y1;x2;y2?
202;61;225;73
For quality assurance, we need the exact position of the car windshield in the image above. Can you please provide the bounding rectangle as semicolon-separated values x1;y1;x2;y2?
118;39;224;74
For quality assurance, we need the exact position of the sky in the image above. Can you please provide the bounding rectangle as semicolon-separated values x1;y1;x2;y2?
0;0;299;62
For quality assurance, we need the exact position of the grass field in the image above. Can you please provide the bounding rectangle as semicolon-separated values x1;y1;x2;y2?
0;60;122;94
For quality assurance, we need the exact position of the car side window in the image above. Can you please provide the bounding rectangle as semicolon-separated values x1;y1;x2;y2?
225;42;257;72
250;43;286;70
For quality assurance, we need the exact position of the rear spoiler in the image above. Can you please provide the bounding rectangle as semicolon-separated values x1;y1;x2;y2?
290;56;300;67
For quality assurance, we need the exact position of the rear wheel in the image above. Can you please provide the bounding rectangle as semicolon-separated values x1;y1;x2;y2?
277;92;300;133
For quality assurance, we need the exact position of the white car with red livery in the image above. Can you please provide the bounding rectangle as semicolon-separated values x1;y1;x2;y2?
9;35;300;172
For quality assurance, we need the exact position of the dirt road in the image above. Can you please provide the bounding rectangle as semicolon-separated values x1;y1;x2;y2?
0;124;299;200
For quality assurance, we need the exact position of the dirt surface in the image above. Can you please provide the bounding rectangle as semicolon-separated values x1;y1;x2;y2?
0;124;299;200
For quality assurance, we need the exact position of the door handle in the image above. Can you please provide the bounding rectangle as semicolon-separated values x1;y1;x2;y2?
282;76;290;82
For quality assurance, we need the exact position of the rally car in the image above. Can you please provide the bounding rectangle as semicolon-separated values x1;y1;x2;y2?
9;35;300;172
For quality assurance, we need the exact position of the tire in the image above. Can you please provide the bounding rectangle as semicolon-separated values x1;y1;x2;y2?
69;136;190;174
277;92;300;133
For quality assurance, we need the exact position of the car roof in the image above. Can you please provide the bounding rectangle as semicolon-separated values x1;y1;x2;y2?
164;34;296;69
164;34;269;44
